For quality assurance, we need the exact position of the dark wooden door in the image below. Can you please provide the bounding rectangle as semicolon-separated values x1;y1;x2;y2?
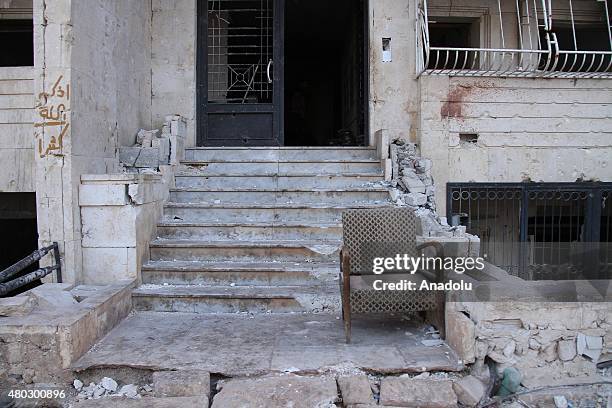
198;0;284;146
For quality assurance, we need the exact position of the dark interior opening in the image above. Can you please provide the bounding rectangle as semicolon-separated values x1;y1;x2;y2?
0;193;40;297
427;17;480;70
284;0;367;146
539;23;612;72
0;19;34;67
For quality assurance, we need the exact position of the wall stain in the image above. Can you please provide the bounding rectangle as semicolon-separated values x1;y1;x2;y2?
440;85;472;119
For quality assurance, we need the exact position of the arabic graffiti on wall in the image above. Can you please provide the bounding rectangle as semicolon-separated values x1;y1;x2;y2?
35;75;70;158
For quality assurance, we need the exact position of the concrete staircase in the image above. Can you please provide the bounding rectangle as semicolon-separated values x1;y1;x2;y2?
133;147;390;313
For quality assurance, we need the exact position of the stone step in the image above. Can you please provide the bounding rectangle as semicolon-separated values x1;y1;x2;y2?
141;261;337;286
156;221;343;241
184;147;378;162
132;284;339;313
174;174;384;189
179;160;382;176
149;239;341;263
163;202;389;223
168;188;390;205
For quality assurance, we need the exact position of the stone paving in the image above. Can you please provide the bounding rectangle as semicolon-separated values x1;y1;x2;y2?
73;312;463;377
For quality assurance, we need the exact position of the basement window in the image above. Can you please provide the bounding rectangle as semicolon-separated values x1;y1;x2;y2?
0;19;34;67
417;0;612;78
448;183;612;281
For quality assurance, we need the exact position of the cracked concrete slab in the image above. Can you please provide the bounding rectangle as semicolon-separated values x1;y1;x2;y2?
73;312;463;376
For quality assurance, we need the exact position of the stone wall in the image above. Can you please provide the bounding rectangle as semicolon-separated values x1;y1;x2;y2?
0;67;35;192
419;76;612;215
79;173;170;285
33;0;152;283
447;301;612;388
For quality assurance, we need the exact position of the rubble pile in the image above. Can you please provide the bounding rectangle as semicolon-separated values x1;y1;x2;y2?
73;376;149;401
119;115;186;172
388;139;470;239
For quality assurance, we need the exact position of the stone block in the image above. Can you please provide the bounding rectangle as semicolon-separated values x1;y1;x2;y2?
380;378;457;408
170;119;187;138
400;172;426;194
446;311;476;363
169;134;185;165
212;376;338;408
79;184;128;206
338;375;374;405
135;148;162;168
119;147;161;168
404;192;427;206
152;137;170;164
29;286;77;309
558;339;577;361
153;370;210;398
0;295;37;317
452;376;486;407
119;147;140;166
81;206;138;248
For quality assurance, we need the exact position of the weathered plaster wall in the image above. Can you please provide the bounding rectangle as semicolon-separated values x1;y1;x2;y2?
419;77;612;215
34;0;152;283
368;0;418;144
151;0;197;147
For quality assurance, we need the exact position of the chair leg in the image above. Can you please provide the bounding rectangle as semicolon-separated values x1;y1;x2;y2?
343;294;351;343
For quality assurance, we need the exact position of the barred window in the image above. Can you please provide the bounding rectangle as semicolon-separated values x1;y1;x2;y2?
417;0;612;78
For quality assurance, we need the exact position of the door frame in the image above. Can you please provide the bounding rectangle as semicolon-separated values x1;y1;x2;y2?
196;0;369;147
196;0;284;147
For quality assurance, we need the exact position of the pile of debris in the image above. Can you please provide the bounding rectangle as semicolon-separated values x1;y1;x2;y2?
73;377;146;401
119;115;186;172
388;139;471;240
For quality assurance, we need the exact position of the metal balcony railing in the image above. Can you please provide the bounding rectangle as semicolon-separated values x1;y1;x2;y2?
417;0;612;78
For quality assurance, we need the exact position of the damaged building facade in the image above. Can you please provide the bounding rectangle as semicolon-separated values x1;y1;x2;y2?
0;0;611;405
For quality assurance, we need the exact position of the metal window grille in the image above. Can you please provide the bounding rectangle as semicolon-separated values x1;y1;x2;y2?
207;0;273;104
417;0;612;78
447;182;612;280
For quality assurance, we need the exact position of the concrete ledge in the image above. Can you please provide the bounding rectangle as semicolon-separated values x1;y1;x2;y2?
0;281;134;385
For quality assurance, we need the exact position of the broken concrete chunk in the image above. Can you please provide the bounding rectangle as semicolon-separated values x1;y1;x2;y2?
100;377;117;392
152;137;170;163
577;333;603;361
553;395;569;408
379;378;457;408
117;384;139;399
446;311;476;364
541;342;558;363
136;129;160;146
453;376;486;407
400;172;426;194
74;379;84;391
153;370;210;398
404;192;427;206
558;339;577;361
0;295;37;316
337;375;374;405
